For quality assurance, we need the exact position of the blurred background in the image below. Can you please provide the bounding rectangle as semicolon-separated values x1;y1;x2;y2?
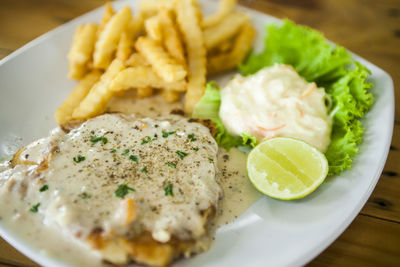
0;0;399;266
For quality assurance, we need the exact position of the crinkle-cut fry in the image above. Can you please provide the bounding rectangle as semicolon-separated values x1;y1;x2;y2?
69;25;84;61
116;14;143;62
145;15;162;41
207;22;255;75
98;2;115;34
68;23;98;80
69;64;87;81
161;90;180;103
202;0;237;28
159;9;186;66
130;11;146;40
137;87;154;98
125;53;150;67
218;39;232;53
203;12;249;50
93;6;132;69
134;11;146;32
139;0;176;16
110;66;187;92
135;37;187;82
55;71;102;125
72;59;125;119
207;38;233;57
176;0;207;114
116;31;131;61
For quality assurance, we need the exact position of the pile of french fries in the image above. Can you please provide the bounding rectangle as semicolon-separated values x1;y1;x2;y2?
55;0;255;126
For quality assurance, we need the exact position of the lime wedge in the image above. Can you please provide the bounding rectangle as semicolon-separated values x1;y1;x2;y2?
247;137;328;200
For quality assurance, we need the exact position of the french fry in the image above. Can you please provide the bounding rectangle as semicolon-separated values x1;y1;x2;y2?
72;59;125;119
116;11;146;63
137;87;154;98
161;90;180;103
176;0;207;113
218;40;232;53
207;39;233;57
139;0;176;16
61;0;257;123
131;11;146;37
159;9;186;66
55;71;102;125
202;0;237;28
125;53;150;67
116;31;131;61
98;2;115;34
110;66;187;92
68;23;98;80
93;6;132;69
116;13;143;62
136;37;187;82
145;15;162;41
207;22;255;75
203;12;249;50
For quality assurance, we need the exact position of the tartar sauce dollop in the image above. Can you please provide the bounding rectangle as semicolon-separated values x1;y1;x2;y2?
219;64;332;152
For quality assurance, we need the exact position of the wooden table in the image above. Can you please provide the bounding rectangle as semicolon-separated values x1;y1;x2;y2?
1;0;399;266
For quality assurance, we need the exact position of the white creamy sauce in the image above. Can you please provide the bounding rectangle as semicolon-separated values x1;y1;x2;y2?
215;148;261;226
107;90;184;117
0;95;260;266
219;64;332;152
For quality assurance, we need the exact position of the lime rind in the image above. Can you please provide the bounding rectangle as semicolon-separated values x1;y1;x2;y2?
247;137;328;200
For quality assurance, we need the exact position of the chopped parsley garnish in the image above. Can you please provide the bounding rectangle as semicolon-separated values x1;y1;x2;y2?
208;157;214;163
162;130;176;138
193;147;199;152
164;184;174;196
115;184;136;198
121;149;130;155
176;150;188;159
79;192;91;199
39;185;49;192
73;155;86;163
30;203;40;213
140;167;148;174
188;133;196;142
90;136;108;144
129;155;139;163
141;136;157;144
110;149;117;153
166;161;176;168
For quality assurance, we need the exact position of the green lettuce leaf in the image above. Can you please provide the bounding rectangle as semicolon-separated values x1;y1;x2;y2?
192;82;255;150
241;132;257;148
240;19;373;175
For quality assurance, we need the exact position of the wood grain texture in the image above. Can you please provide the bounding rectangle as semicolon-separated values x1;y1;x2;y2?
0;237;37;266
361;126;400;222
0;0;399;266
309;214;400;266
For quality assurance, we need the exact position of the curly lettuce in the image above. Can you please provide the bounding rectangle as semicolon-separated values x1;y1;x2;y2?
240;20;373;175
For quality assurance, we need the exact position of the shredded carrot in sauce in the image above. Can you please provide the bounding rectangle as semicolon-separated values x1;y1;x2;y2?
300;83;316;98
297;105;304;117
257;123;286;132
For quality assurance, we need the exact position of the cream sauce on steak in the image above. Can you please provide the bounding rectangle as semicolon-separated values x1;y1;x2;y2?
0;95;260;266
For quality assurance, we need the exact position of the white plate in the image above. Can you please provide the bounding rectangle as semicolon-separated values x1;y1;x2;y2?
0;0;394;266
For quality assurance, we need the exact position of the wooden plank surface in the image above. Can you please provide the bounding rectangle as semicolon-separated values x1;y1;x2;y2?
0;0;399;266
0;237;37;267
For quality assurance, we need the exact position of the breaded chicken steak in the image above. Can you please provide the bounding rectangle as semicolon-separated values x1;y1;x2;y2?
1;114;222;266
